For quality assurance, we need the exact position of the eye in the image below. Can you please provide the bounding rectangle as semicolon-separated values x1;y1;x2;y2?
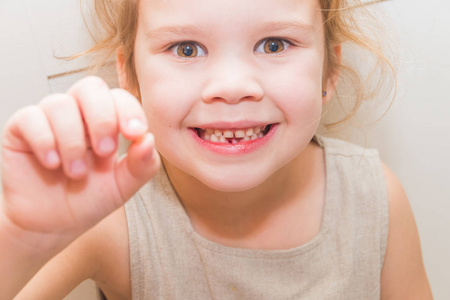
255;38;290;54
171;42;206;58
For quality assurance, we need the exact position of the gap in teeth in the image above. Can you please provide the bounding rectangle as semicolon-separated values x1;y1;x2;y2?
198;125;270;143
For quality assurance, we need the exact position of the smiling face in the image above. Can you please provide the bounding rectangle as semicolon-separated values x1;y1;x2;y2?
128;0;334;192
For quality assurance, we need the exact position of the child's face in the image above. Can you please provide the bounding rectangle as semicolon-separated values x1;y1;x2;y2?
131;0;330;192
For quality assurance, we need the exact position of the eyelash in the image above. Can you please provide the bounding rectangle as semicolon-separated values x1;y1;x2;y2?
166;37;296;59
167;41;207;59
254;37;295;55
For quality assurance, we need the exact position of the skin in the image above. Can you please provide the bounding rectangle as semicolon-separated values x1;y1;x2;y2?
0;0;432;299
133;0;332;247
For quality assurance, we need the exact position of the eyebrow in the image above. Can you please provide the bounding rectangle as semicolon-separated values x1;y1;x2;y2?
146;20;316;40
257;21;317;34
146;24;203;39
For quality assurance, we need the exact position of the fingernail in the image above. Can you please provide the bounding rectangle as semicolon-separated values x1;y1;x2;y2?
46;150;60;167
127;118;146;134
143;148;154;162
71;159;86;176
98;137;116;154
143;133;155;161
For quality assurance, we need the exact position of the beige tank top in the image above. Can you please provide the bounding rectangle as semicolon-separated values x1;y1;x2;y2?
123;136;389;300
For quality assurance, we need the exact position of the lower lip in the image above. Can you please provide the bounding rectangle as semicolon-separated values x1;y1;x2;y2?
189;125;278;155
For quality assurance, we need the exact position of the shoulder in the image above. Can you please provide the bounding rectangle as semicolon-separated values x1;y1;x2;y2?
315;135;379;158
380;163;433;299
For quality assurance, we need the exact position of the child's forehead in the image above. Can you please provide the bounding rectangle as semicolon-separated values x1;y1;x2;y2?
139;0;322;30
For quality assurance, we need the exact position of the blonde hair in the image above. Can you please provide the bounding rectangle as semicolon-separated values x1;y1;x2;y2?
75;0;396;128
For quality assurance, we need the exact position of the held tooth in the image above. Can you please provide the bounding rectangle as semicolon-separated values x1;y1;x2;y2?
235;130;245;138
245;128;254;136
214;129;223;137
223;130;234;138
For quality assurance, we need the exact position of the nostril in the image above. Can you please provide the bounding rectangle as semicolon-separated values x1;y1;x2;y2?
201;78;264;104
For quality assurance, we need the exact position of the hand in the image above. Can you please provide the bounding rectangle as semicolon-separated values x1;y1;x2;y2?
0;76;160;250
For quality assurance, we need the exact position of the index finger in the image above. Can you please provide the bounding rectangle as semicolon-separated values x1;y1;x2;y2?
110;88;148;140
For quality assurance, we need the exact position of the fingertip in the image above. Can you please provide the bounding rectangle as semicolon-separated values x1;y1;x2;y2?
68;158;88;179
128;132;157;163
142;133;156;162
45;150;61;169
115;132;160;199
97;136;117;157
122;118;148;138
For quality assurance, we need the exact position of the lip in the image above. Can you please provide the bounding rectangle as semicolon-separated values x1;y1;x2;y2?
189;123;278;155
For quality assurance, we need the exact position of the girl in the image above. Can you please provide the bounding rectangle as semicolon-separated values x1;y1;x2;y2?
1;0;432;299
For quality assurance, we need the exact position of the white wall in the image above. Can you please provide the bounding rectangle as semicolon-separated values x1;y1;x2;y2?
1;0;449;299
364;1;450;298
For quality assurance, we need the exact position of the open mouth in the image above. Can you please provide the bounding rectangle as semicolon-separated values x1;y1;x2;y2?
194;124;272;144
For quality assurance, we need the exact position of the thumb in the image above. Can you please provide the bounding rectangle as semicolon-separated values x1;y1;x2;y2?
114;133;161;202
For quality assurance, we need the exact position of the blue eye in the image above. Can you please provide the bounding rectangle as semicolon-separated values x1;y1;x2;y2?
172;42;206;58
255;38;290;54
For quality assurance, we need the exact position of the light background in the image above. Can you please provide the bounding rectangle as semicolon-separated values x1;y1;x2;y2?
0;0;449;299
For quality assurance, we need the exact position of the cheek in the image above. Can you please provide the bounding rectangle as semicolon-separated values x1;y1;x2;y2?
265;58;323;125
138;62;199;132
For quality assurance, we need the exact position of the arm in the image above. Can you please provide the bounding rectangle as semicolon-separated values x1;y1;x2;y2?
380;163;433;299
14;206;131;300
12;223;99;300
0;76;160;298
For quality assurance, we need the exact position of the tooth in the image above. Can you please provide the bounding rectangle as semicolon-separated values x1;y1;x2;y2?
245;128;254;136
235;130;245;138
251;134;258;140
211;134;219;142
214;129;223;137
243;136;250;141
206;128;214;134
223;130;234;138
219;136;227;143
257;133;264;138
205;133;211;141
254;127;261;134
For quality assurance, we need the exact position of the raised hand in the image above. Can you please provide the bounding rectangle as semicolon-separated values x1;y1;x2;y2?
0;76;160;250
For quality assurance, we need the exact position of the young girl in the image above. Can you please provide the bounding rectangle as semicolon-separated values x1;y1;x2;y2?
1;0;432;299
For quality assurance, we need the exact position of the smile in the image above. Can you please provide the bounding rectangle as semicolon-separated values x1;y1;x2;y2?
195;125;272;144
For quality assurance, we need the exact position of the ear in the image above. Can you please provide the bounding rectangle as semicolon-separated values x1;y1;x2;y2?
116;47;129;90
322;45;342;104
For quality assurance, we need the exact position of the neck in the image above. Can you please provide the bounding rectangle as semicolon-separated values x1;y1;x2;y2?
162;141;325;249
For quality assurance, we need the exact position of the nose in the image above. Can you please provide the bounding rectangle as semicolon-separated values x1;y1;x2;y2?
201;59;264;104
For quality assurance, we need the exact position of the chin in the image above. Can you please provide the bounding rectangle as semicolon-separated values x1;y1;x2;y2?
193;167;273;193
201;179;264;193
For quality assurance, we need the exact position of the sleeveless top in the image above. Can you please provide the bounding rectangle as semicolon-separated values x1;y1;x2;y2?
122;136;389;300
